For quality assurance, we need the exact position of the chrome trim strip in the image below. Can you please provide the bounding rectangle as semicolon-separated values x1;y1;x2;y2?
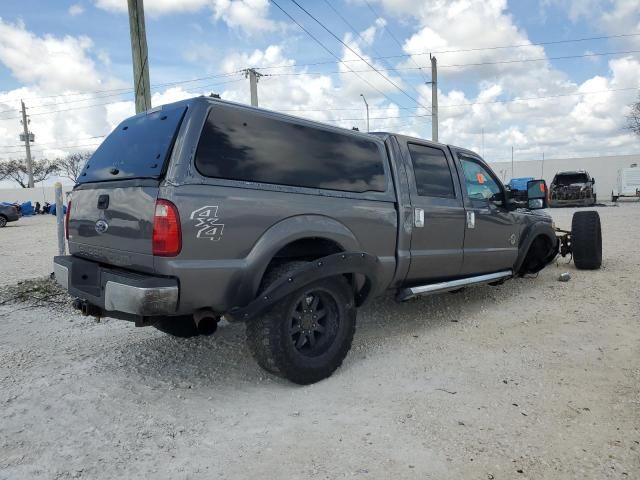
397;270;512;301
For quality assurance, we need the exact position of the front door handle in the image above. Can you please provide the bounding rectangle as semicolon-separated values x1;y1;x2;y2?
466;211;475;229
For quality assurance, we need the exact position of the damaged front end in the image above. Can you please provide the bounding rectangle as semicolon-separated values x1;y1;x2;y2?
549;172;596;207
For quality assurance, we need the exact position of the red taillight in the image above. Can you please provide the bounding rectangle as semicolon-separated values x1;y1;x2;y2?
65;200;71;240
152;199;181;257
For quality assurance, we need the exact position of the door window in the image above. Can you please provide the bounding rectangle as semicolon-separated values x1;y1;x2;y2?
459;157;503;203
407;143;455;198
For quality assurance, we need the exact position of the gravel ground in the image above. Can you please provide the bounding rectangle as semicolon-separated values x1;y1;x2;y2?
0;215;59;286
1;205;639;479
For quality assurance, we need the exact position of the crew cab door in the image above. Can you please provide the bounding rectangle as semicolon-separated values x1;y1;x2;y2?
453;152;520;275
402;141;466;283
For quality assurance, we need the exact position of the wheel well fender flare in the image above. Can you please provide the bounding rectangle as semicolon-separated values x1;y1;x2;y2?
514;222;558;273
243;214;362;297
228;252;379;322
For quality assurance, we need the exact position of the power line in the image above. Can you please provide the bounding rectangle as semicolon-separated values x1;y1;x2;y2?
3;47;632;119
411;32;640;57
264;85;638;122
321;0;428;97
287;0;432;113
0;142;103;156
262;49;640;77
248;32;640;71
0;135;106;149
0;78;244;120
327;86;639;121
2;42;636;118
2;86;635;156
0;71;244;110
269;0;415;113
361;0;429;83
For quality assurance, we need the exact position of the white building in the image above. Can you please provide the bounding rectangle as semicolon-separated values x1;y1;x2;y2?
488;153;640;200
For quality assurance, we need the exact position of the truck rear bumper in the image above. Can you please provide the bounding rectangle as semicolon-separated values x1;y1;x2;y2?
53;256;178;317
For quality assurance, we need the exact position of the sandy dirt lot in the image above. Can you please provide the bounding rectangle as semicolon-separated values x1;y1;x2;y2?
1;205;639;479
0;215;60;286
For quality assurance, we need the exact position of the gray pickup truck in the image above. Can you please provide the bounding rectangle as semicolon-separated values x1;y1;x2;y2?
53;97;602;384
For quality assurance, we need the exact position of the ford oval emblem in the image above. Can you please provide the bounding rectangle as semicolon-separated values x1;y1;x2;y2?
95;219;109;234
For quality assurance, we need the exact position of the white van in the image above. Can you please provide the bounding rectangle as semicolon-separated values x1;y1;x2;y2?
612;165;640;202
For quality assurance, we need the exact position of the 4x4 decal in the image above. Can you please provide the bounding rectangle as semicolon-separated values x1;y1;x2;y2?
190;206;225;241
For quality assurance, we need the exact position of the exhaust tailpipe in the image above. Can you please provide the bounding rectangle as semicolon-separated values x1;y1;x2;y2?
194;310;220;336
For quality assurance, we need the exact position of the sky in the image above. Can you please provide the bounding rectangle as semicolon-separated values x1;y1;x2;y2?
0;0;639;187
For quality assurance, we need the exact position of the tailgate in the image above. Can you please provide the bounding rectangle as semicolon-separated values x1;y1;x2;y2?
68;183;159;271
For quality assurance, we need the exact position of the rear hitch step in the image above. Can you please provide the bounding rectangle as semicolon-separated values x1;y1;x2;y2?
396;270;513;302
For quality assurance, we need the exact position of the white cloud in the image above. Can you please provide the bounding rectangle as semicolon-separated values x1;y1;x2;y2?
68;3;85;16
211;0;279;33
95;0;209;14
94;0;279;34
1;2;638;184
358;0;640;159
0;18;123;94
0;20;126;169
543;0;640;48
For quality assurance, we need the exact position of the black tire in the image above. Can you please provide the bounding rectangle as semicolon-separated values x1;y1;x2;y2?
0;215;7;228
571;211;602;270
246;262;356;385
153;316;200;338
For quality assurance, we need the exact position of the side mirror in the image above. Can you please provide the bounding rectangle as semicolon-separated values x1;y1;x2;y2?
592;177;596;184
526;179;548;209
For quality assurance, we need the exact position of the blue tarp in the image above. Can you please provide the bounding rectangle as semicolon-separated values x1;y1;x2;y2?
508;177;535;191
49;203;67;216
20;201;34;216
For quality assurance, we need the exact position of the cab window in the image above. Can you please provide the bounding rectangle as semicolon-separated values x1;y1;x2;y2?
407;143;455;198
459;156;502;203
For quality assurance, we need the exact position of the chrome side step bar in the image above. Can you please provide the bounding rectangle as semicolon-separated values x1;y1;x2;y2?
396;270;513;302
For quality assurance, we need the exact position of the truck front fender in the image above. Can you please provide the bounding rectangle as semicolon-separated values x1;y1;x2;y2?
513;221;559;274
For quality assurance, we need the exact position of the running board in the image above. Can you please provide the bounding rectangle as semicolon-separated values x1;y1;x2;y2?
396;270;513;302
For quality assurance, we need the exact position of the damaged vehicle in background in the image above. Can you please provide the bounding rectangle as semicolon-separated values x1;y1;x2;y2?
549;170;597;207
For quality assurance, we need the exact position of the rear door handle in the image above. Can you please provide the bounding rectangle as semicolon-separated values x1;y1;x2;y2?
414;208;424;228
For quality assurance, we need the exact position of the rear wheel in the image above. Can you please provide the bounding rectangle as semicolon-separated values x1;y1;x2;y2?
246;262;356;385
0;215;7;228
571;211;602;270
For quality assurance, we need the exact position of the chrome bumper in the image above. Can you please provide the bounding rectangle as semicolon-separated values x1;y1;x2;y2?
103;281;178;316
53;256;178;316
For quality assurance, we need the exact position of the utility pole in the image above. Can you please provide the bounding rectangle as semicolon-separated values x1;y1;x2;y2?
430;55;438;142
20;100;34;188
511;146;514;179
481;127;485;158
244;68;263;107
360;94;370;132
127;0;151;114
